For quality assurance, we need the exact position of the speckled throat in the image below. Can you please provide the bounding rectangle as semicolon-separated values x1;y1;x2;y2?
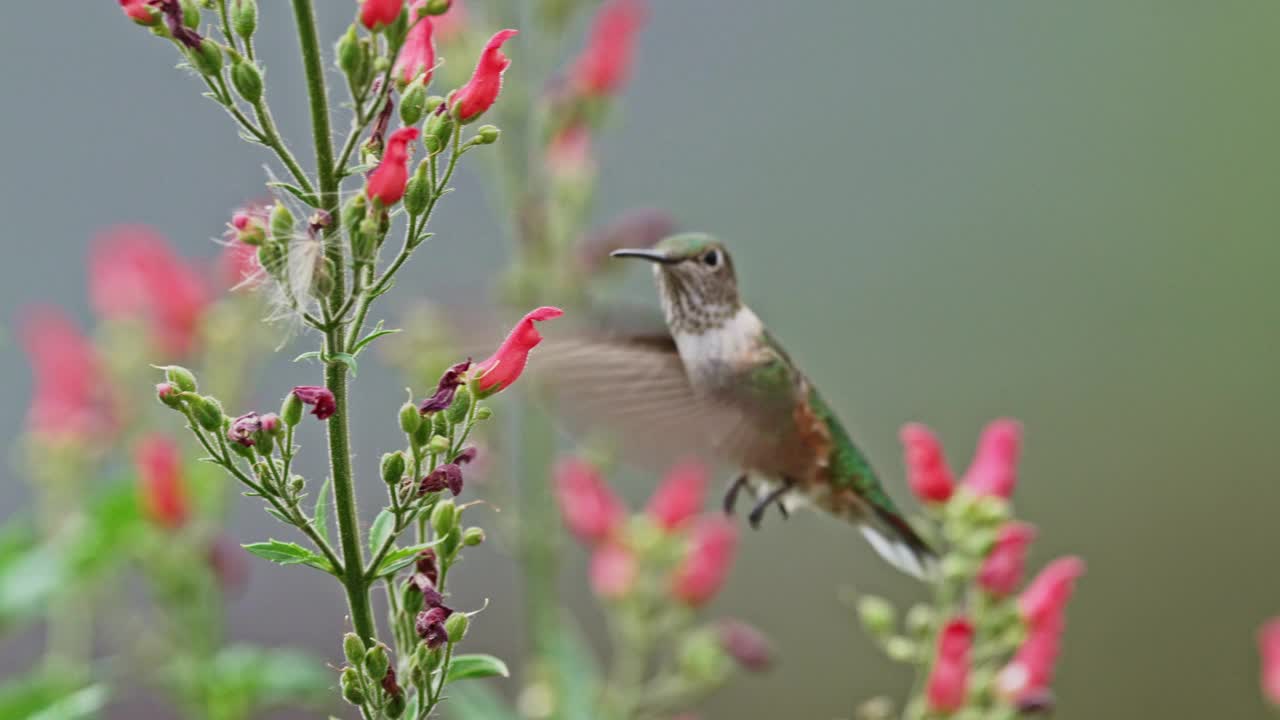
655;265;741;335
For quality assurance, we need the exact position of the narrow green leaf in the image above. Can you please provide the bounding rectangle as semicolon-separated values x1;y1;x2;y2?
328;352;359;377
442;683;518;720
373;539;442;578
293;351;322;363
313;477;332;548
551;619;602;720
351;321;401;356
369;510;395;557
445;654;510;685
243;540;333;574
267;181;318;207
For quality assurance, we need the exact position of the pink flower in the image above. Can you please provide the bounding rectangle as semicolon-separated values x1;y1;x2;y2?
291;386;337;420
394;2;436;86
1260;618;1280;705
1018;556;1085;628
360;0;404;30
20;307;113;441
90;225;210;357
997;612;1065;706
135;434;188;530
589;543;636;599
671;515;738;607
545;123;594;180
646;460;708;531
554;457;625;545
367;127;421;205
977;522;1037;597
962;418;1022;499
572;0;646;97
926;617;974;714
450;29;518;123
432;0;466;40
900;423;955;503
471;306;563;397
220;239;261;290
119;0;158;24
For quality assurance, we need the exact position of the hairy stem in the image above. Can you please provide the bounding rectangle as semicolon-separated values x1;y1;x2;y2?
290;0;376;644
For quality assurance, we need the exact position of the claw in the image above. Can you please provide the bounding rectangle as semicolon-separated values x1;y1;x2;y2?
748;479;794;530
723;475;748;515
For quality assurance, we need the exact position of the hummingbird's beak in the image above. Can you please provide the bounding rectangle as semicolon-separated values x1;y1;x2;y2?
610;248;679;265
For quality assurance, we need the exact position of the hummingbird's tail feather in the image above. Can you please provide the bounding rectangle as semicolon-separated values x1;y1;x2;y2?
860;507;938;581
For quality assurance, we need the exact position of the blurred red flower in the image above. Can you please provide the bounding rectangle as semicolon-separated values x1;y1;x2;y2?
926;617;973;713
1260;618;1280;705
20;307;113;441
572;0;646;97
589;543;636;599
554;457;625;545
962;418;1022;499
900;422;955;503
671;515;737;607
360;0;404;30
395;2;436;86
646;460;708;531
977;522;1037;597
1018;556;1085;628
135;434;188;530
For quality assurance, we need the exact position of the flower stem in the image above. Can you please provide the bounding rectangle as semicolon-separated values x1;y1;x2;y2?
290;0;376;644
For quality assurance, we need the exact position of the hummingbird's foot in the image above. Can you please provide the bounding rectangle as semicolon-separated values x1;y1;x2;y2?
748;479;795;530
723;475;749;515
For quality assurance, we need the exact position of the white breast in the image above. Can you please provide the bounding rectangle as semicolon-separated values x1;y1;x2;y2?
671;306;766;389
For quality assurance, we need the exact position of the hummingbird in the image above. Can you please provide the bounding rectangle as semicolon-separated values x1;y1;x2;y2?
537;233;937;579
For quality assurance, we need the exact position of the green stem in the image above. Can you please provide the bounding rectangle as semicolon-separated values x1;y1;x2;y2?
291;0;376;644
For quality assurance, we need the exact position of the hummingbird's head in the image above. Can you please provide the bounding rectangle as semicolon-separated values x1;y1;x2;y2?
611;233;741;334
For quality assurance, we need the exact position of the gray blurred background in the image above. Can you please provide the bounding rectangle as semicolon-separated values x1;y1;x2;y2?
3;1;1279;718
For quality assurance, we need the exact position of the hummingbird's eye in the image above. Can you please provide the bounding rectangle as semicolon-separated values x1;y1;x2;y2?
702;250;721;268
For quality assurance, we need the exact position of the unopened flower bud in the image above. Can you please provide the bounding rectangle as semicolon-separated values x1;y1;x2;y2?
364;644;390;680
191;39;223;76
231;60;263;104
231;0;257;38
163;365;198;393
340;667;365;706
446;388;472;424
412;421;432;449
906;604;935;638
428;435;450;455
399;402;421;435
473;125;500;145
444;612;469;642
386;694;406;718
942;555;975;584
193;396;225;432
678;630;731;686
343;632;367;665
181;0;200;28
426;647;443;670
431;411;449;437
403;162;431;216
858;596;897;637
281;392;304;427
381;452;407;486
337;25;364;78
269;202;294;245
400;82;428;125
156;382;183;408
425;0;452;15
441;527;462;558
424;112;453;155
431;499;458;535
717;619;774;673
475;406;493;420
885;636;917;663
463;527;485;546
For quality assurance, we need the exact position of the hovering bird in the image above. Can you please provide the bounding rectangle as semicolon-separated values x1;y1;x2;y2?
537;233;936;579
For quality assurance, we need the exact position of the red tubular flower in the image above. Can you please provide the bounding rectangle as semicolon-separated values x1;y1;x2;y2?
646;460;708;531
119;0;158;25
962;418;1022;499
900;422;955;503
21;307;113;441
291;386;337;420
1260;619;1280;705
589;543;637;599
360;0;404;30
367;127;421;205
554;457;625;545
671;515;738;607
977;522;1037;597
471;306;563;397
997;611;1065;706
1018;556;1085;628
394;2;436;86
90;226;210;358
926;617;974;714
450;29;518;123
572;0;646;97
135;434;188;530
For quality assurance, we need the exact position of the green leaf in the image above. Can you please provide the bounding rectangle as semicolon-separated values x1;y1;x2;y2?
442;682;518;720
350;321;401;356
551;619;602;720
267;181;318;207
243;540;334;574
293;351;322;363
369;510;395;556
313;477;332;548
445;654;510;685
0;670;107;720
328;352;359;376
204;645;332;711
372;539;442;578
